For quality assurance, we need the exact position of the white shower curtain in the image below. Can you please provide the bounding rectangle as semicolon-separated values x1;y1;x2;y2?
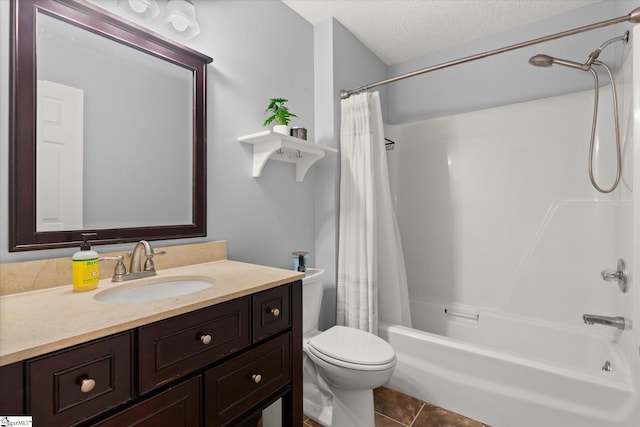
337;91;412;334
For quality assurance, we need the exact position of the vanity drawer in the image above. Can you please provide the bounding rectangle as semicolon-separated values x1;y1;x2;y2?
204;332;291;426
252;284;290;342
27;332;133;426
138;297;250;394
94;376;201;427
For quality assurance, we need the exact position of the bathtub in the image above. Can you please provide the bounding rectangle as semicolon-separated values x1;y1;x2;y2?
378;313;637;427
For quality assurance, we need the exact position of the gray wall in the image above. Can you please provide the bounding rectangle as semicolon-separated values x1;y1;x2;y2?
0;0;317;270
386;1;638;124
196;0;315;268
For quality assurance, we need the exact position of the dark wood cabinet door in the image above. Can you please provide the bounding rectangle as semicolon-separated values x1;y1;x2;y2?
0;361;24;414
93;376;201;427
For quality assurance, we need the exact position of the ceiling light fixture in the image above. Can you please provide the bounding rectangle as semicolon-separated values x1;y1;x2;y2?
164;0;201;40
117;0;160;19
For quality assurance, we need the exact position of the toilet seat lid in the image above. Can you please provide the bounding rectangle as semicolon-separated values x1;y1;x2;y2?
308;325;395;366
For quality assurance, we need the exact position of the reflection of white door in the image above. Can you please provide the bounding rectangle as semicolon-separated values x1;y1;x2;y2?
36;80;84;231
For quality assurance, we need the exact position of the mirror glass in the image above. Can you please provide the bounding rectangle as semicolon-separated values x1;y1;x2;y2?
10;0;212;251
36;12;193;231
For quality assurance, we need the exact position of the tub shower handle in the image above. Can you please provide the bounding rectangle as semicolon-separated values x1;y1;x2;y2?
601;259;628;293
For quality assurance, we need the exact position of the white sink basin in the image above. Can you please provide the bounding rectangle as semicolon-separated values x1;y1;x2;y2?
94;278;214;303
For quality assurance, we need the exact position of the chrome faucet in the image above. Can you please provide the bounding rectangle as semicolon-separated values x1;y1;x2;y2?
583;314;632;330
101;241;165;282
130;240;155;273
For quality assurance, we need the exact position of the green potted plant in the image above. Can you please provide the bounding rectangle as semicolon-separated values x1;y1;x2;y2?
263;97;298;135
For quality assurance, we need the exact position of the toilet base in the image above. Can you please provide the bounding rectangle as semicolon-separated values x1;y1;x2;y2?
303;382;376;427
331;387;375;427
303;380;333;426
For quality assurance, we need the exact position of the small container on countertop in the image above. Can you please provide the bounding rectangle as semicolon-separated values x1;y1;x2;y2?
72;233;100;292
292;251;308;272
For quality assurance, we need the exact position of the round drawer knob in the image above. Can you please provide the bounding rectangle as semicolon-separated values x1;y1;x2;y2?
270;307;280;317
200;334;212;345
252;374;262;384
80;378;96;393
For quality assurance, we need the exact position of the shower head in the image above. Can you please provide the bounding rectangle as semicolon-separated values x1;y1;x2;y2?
528;54;589;71
528;54;554;67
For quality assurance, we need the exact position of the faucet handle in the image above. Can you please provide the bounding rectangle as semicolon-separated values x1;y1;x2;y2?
601;269;619;280
143;251;166;272
100;255;127;282
601;259;628;293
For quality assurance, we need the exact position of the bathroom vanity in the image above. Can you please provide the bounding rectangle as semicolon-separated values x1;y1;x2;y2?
0;258;303;426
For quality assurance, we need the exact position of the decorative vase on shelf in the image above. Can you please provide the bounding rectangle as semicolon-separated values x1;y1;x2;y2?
273;124;290;135
264;98;297;137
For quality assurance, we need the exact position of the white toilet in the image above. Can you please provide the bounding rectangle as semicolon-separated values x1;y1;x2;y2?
302;268;396;427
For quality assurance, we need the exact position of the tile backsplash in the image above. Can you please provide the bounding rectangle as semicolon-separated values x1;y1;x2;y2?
0;241;227;296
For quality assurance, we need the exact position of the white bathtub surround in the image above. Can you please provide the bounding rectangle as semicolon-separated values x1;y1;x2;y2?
388;87;631;314
338;91;411;333
378;28;639;427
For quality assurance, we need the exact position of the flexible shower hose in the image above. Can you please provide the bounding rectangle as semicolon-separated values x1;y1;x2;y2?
586;61;622;194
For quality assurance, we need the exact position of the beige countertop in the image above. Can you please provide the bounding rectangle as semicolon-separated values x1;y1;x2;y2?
0;259;304;366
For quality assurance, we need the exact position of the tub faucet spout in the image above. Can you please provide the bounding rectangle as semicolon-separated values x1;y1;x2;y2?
582;314;631;330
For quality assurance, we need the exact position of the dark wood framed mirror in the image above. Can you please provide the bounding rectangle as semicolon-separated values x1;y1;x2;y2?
9;0;212;251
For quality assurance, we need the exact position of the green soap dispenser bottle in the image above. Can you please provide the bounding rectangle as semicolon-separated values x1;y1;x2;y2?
72;233;99;292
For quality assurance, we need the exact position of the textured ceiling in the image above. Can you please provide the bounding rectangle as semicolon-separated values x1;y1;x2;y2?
281;0;602;65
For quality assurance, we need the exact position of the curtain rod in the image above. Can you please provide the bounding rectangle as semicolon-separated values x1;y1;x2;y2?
340;7;640;99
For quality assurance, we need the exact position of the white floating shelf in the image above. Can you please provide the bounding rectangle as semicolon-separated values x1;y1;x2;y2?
239;130;337;182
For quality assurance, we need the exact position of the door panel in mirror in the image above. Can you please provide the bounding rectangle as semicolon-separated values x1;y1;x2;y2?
36;80;84;231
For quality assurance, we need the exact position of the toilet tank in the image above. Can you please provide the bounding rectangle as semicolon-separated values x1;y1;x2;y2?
302;268;324;336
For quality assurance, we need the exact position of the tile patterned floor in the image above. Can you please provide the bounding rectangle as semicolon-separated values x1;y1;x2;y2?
303;386;489;427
